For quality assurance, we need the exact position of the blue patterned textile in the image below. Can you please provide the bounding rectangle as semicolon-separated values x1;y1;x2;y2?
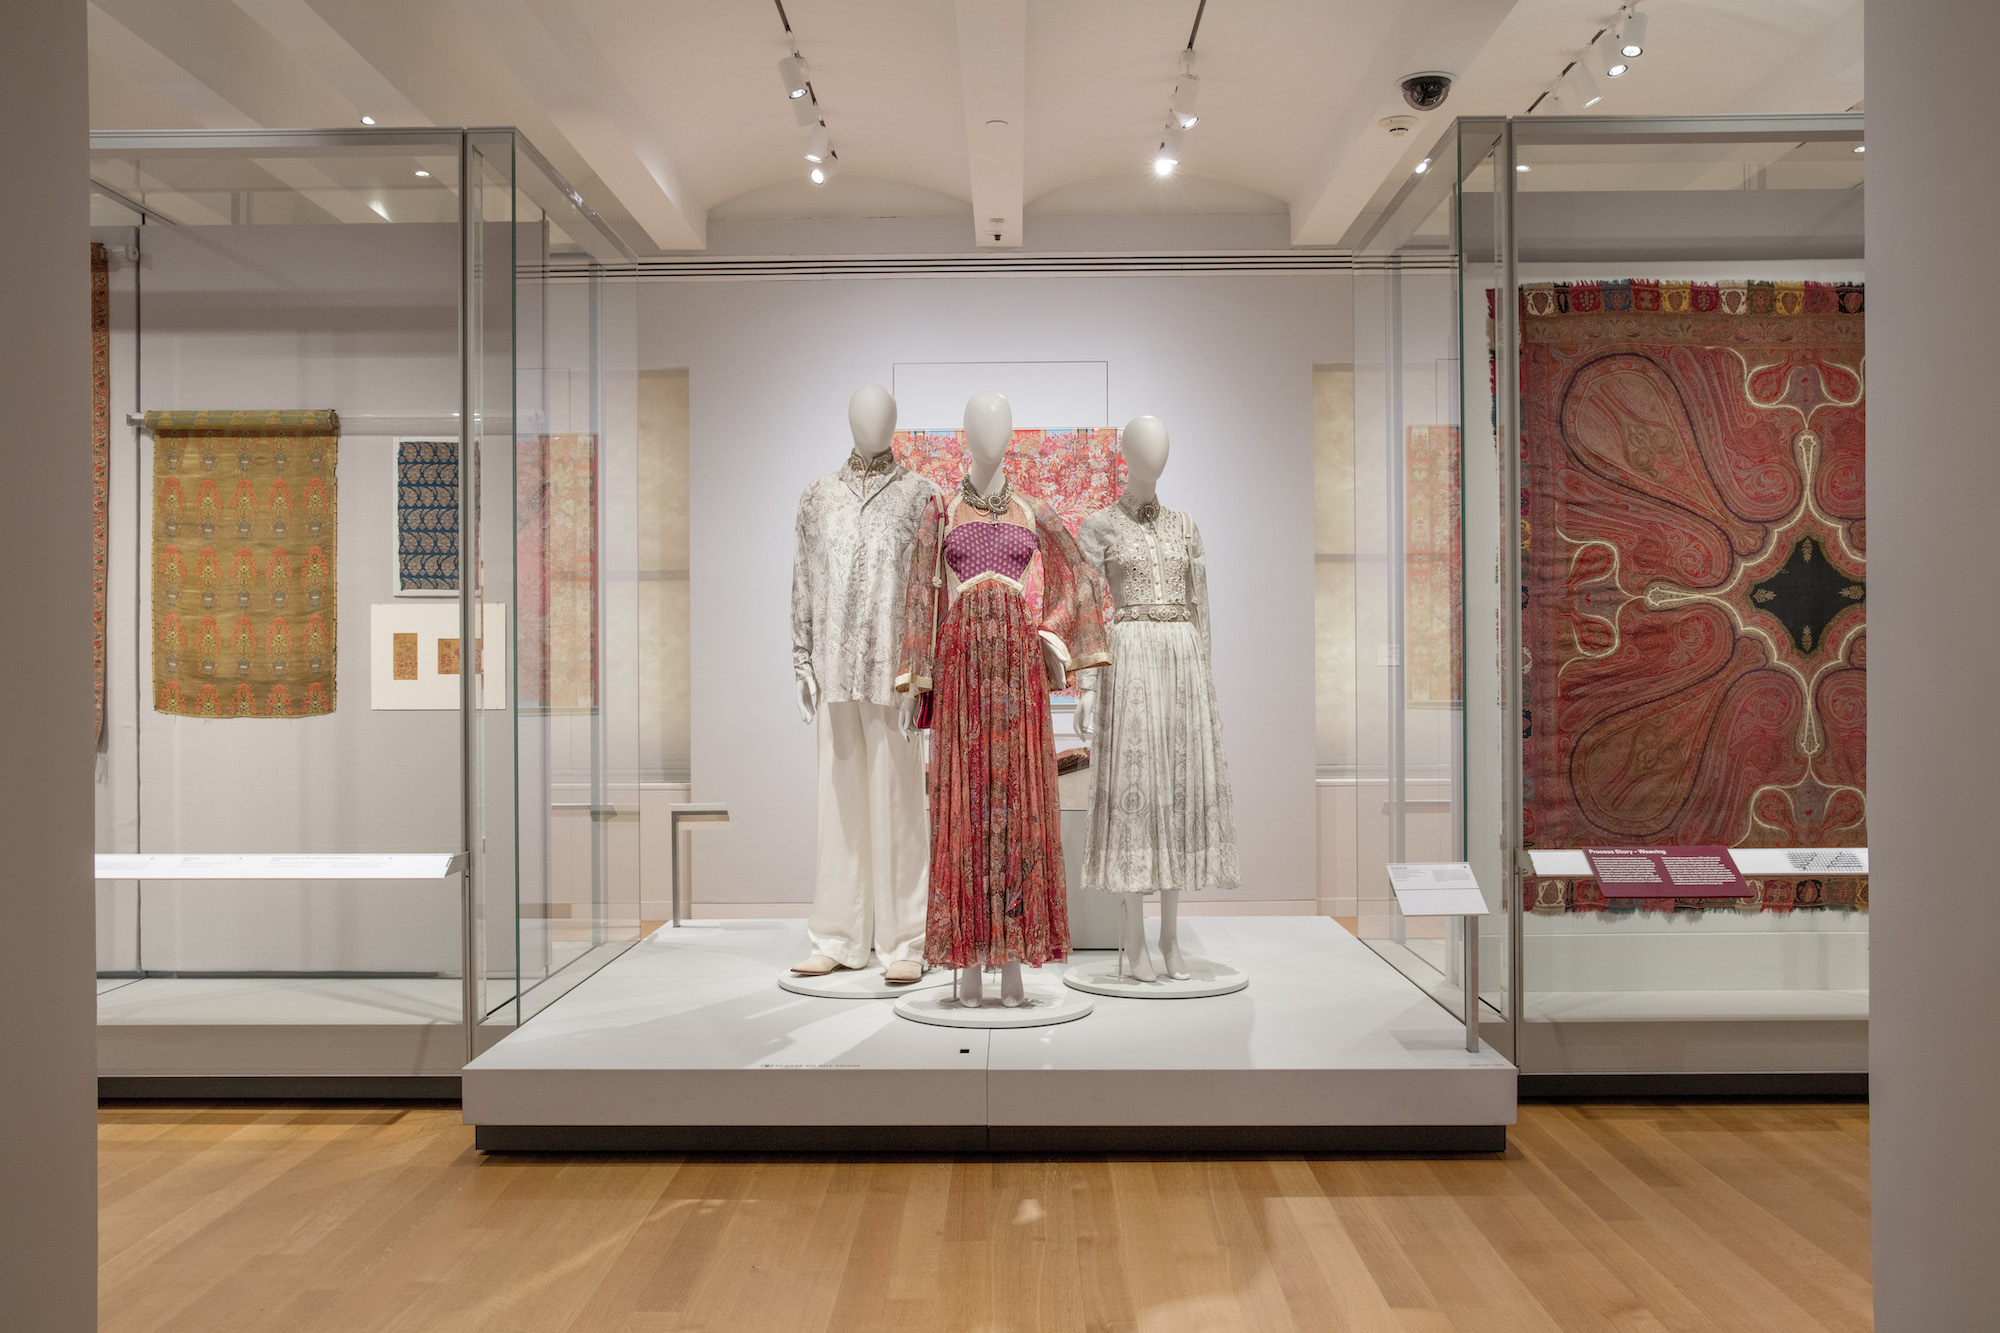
396;440;458;591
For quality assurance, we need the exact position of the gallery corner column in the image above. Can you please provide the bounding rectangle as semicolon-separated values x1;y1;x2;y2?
0;2;99;1330
1869;0;2000;1327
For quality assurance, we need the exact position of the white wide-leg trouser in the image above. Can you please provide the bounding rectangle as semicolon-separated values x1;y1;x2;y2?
808;700;929;968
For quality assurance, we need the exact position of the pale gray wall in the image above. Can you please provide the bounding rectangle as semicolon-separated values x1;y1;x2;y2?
0;4;97;1328
645;271;1351;906
1869;1;2000;1326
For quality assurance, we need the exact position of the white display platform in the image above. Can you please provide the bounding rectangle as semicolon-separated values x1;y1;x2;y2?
895;977;1093;1027
463;916;1517;1152
1062;955;1249;998
778;964;951;999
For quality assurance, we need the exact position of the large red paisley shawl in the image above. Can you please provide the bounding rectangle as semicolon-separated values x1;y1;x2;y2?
1520;280;1866;911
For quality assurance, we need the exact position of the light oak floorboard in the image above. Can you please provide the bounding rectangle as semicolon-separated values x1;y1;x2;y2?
99;1101;1872;1332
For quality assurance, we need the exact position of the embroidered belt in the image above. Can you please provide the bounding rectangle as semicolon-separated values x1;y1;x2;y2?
1114;602;1194;623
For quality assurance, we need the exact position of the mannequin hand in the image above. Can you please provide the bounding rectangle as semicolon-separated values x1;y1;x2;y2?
796;673;819;723
1041;640;1067;691
1075;686;1096;739
898;692;917;740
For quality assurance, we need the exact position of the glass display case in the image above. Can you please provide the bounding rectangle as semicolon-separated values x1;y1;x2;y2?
89;127;646;1084
1344;113;1867;1077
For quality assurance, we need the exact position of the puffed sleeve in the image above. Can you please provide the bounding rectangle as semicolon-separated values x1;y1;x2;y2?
895;493;946;693
1188;513;1211;656
790;484;816;686
1033;499;1111;683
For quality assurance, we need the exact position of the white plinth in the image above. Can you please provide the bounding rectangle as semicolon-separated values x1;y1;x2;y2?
1062;955;1248;999
894;980;1093;1028
779;964;950;999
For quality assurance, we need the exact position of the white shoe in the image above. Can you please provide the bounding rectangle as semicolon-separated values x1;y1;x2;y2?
789;954;844;976
882;960;923;985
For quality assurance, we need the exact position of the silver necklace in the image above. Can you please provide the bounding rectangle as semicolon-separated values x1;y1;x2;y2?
960;472;1012;519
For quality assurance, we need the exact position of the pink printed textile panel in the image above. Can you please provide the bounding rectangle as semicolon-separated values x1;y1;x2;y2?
1516;280;1866;913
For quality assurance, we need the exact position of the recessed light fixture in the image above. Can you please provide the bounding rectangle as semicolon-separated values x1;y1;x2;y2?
1414;157;1431;174
1853;144;1866;153
1619;9;1648;58
413;169;430;178
1516;163;1531;172
359;115;376;126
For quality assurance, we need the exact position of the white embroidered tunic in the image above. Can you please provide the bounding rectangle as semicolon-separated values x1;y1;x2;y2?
790;454;942;708
1074;493;1240;895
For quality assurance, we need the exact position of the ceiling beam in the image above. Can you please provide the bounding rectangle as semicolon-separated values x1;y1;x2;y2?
453;0;705;252
952;0;1026;249
1289;0;1518;247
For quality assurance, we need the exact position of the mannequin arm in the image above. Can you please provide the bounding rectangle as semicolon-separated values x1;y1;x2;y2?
1075;674;1098;738
796;670;820;723
897;691;916;740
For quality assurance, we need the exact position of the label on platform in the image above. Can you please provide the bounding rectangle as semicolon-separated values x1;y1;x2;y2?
1386;862;1489;916
1581;846;1752;897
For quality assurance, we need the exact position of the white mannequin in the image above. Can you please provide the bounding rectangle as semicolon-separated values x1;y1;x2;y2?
798;384;918;740
953;391;1064;1008
1078;414;1190;981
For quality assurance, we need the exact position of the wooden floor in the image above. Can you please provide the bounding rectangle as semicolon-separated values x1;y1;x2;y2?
98;1101;1871;1332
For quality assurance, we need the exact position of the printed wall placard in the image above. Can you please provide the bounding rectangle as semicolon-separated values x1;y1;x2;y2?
369;602;507;710
148;410;338;718
395;438;458;595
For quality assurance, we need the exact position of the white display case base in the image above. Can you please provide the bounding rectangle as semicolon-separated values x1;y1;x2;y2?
779;964;950;1000
894;981;1093;1028
1062;955;1248;999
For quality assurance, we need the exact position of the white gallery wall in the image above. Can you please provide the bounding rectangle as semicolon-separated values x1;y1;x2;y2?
644;268;1353;907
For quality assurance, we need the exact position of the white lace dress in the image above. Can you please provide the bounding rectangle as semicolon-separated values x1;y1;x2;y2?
1076;494;1240;895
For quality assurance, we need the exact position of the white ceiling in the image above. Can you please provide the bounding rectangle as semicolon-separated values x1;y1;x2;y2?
86;0;1866;253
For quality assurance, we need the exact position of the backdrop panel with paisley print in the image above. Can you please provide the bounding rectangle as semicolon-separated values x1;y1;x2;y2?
1516;281;1866;913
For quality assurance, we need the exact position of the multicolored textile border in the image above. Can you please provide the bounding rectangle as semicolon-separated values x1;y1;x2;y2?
92;243;109;746
1527;875;1867;914
1520;280;1864;319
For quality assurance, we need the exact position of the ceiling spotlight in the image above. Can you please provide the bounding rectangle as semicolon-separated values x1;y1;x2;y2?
1565;61;1604;109
804;123;830;163
778;54;810;100
1171;73;1200;129
1619;9;1648;58
359;115;376;125
809;154;838;186
791;93;821;127
1599;41;1629;77
1155;121;1185;175
1853;144;1866;153
413;169;430;178
1516;163;1531;172
1413;157;1431;175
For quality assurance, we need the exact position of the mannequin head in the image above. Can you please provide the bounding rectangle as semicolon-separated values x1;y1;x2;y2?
848;384;897;458
1122;415;1170;500
963;391;1013;485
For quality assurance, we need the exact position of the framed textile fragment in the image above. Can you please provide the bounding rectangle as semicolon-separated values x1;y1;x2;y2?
369;602;506;709
148;410;339;718
92;243;109;743
1405;425;1462;707
893;427;1126;616
1517;280;1866;911
516;434;597;711
394;439;458;594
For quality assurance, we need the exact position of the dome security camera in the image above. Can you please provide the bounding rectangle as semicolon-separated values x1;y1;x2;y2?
1401;72;1454;112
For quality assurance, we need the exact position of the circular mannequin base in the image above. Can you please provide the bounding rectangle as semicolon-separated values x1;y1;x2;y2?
1062;955;1249;999
894;981;1094;1028
779;963;949;1000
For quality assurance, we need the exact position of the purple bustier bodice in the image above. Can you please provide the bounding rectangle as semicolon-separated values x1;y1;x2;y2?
945;520;1037;584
